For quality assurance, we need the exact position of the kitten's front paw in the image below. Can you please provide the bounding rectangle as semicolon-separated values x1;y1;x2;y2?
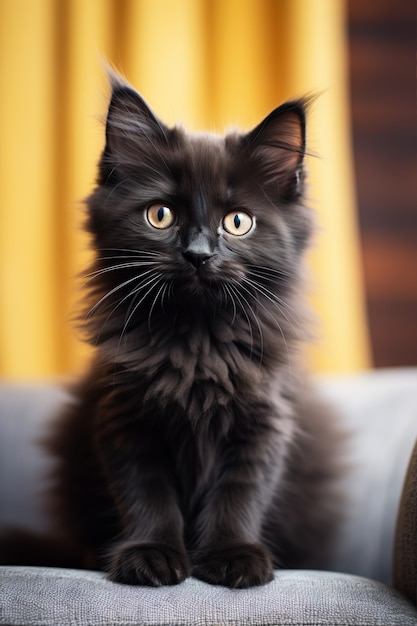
193;542;274;588
107;541;191;586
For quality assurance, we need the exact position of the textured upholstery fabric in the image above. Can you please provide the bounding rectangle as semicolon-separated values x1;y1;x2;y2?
1;566;417;626
394;439;417;606
1;369;417;626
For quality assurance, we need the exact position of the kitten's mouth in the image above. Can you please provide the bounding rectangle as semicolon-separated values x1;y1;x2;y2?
192;268;207;281
184;266;217;296
191;270;211;288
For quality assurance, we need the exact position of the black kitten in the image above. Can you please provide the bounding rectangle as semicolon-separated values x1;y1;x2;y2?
47;75;343;589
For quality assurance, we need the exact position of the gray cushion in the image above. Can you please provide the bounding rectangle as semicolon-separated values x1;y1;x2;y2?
1;566;417;626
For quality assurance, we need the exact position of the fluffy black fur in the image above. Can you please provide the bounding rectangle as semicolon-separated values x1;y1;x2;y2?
4;76;345;588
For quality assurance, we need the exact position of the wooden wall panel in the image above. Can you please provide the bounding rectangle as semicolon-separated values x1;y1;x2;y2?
347;0;417;367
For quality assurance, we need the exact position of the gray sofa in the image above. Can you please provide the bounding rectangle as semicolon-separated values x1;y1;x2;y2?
1;368;416;626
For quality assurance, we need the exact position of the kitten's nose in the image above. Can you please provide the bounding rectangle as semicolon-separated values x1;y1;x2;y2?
183;250;211;269
183;231;213;269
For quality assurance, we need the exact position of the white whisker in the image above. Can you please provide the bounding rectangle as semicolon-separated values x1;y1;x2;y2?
94;270;160;339
222;283;237;326
228;282;263;364
84;261;159;284
160;281;172;312
246;264;294;280
148;282;167;335
97;248;161;257
244;276;302;340
111;272;164;368
85;273;147;319
119;273;163;343
239;279;292;373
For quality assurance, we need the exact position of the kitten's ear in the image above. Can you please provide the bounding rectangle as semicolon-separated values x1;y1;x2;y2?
244;100;307;198
105;74;169;156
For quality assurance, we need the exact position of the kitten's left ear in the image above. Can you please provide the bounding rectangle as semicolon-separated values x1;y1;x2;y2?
244;100;307;198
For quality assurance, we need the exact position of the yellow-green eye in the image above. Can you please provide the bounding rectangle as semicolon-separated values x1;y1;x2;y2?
223;211;254;236
146;204;175;229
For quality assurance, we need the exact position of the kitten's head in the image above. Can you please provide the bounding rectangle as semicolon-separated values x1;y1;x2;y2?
85;76;313;350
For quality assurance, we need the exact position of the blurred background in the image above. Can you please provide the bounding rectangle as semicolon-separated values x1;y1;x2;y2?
0;0;415;380
348;0;416;368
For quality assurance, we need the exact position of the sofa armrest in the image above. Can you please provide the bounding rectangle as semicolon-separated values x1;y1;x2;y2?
394;438;417;606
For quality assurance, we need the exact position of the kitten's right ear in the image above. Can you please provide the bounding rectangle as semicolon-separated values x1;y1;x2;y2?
105;74;169;157
242;98;311;200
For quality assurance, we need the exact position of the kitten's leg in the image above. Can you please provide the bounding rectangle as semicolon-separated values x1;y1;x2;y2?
192;409;288;588
95;407;190;586
105;483;191;586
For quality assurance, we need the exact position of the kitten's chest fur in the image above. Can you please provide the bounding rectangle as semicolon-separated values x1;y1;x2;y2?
107;303;274;420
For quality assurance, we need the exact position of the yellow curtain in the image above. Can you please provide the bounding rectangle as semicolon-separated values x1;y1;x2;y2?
0;0;370;380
